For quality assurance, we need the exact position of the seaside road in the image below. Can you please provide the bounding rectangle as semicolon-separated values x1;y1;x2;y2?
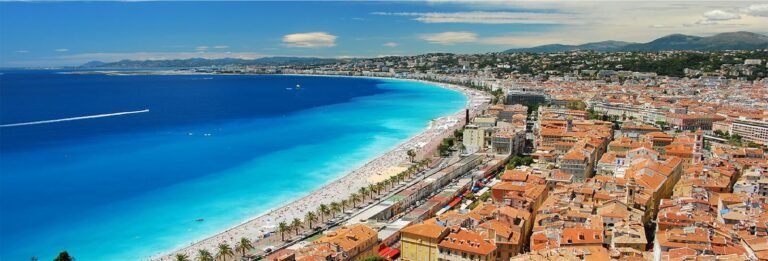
250;155;459;259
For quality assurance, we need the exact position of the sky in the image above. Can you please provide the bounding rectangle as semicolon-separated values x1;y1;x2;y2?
1;1;767;67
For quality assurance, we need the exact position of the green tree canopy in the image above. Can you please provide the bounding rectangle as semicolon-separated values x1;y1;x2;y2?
360;256;389;261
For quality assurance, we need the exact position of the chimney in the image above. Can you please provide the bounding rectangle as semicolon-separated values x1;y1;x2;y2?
465;109;470;126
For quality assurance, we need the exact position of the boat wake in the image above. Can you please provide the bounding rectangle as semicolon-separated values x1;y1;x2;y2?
0;109;150;128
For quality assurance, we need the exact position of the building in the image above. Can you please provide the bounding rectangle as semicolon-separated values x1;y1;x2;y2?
400;223;449;261
731;117;768;145
476;207;532;259
506;92;547;109
437;227;497;261
498;104;528;123
314;224;380;261
463;124;492;153
491;128;525;155
621;123;661;140
559;146;595;182
666;113;725;131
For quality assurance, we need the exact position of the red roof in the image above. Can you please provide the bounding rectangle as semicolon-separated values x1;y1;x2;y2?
447;197;461;207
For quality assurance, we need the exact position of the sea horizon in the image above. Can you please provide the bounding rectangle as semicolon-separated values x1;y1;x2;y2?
0;71;467;260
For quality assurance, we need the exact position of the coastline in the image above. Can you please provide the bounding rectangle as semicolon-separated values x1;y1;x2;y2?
137;74;489;260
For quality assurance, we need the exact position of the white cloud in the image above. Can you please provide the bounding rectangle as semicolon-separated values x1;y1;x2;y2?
213;45;229;49
420;31;478;45
16;50;29;53
55;48;69;52
372;11;575;24
743;4;768;17
703;9;740;21
406;1;768;48
282;32;337;48
383;42;399;47
693;9;742;26
195;46;209;51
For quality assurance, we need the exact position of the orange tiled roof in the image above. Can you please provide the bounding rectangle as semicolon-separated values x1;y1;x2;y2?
438;228;497;255
400;222;448;239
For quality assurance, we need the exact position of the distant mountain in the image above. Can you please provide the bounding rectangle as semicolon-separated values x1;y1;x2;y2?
81;60;107;67
80;57;345;68
505;41;632;53
504;31;768;53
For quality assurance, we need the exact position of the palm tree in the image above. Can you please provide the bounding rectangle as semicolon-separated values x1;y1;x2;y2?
389;176;398;187
407;149;416;162
278;221;290;241
396;172;406;182
340;199;349;213
319;204;331;222
368;184;378;196
196;249;214;261
318;204;331;223
234;237;253;259
215;243;234;261
359;187;369;200
305;211;318;229
330;202;341;218
291;218;303;235
350;193;361;208
176;253;191;261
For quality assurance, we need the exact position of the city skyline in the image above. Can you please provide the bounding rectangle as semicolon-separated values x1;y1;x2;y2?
1;1;767;67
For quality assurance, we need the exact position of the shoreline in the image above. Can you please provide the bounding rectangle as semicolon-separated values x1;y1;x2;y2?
140;74;488;260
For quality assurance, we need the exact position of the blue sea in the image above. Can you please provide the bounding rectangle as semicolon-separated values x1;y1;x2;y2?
0;70;466;260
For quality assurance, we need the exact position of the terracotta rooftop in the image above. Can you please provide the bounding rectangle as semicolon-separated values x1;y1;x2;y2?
438;228;497;255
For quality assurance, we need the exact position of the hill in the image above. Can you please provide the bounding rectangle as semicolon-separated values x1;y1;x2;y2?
505;31;768;53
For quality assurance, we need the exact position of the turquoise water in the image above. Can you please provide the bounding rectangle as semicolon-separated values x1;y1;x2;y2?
0;72;466;260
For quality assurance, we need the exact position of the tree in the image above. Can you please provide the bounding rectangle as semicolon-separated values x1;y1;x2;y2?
234;237;253;259
278;221;290;241
713;129;726;137
358;187;369;200
453;129;464;141
730;134;743;144
406;149;417;163
350;193;361;208
196;249;214;261
507;155;533;169
54;252;74;261
305;211;318;229
291;218;303;235
360;256;389;261
388;176;398;187
176;253;191;261
330;202;341;218
340;199;349;213
215;243;234;261
318;204;330;222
